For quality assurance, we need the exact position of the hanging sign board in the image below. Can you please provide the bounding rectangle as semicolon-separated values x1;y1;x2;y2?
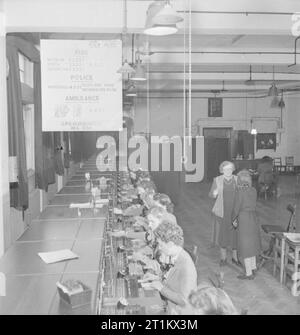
41;40;122;131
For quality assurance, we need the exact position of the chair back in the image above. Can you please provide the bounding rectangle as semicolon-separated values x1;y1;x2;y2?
285;156;294;167
273;157;282;166
286;204;296;232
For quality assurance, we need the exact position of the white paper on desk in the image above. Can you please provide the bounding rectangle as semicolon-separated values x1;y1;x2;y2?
95;203;104;208
283;233;300;243
38;249;79;264
95;198;109;204
69;202;92;209
114;208;123;215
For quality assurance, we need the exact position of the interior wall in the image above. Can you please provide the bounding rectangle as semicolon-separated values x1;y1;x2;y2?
135;95;300;164
8;162;78;243
0;7;10;257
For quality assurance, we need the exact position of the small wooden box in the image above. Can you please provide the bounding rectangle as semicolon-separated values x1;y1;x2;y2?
57;282;92;309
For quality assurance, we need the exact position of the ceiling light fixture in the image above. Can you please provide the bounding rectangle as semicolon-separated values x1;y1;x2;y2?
270;95;280;108
250;119;257;135
278;90;285;108
117;59;135;74
152;1;183;25
144;1;182;36
126;85;137;97
268;65;278;96
130;59;147;81
117;0;135;75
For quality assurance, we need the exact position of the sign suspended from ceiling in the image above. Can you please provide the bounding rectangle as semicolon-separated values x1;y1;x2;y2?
41;39;122;131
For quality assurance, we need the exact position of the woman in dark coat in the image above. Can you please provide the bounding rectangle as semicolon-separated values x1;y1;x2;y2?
233;170;262;280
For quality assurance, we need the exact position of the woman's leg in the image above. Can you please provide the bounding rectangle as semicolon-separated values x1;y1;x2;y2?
220;248;227;261
244;258;253;276
250;256;257;270
232;249;238;262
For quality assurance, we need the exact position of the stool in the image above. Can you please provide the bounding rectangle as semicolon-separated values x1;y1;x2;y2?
283;237;300;296
273;233;286;284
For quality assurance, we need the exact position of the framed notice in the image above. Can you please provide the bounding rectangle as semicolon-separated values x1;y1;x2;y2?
256;133;276;150
41;40;122;131
208;98;223;117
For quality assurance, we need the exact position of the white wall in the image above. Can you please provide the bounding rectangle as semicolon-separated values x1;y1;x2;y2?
135;94;300;164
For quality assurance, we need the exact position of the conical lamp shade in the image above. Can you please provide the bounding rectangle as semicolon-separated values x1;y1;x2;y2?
117;60;135;74
131;62;147;81
126;85;137;97
152;3;183;25
268;83;278;97
144;23;178;36
270;96;279;108
144;1;178;36
278;97;285;108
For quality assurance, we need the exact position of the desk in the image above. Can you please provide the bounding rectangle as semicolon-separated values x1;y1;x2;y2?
0;159;109;314
57;186;92;195
39;205;107;220
18;220;80;242
49;194;91;205
0;240;75;275
0;274;61;315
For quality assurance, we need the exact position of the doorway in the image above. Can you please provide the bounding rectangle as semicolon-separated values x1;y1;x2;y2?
203;128;232;181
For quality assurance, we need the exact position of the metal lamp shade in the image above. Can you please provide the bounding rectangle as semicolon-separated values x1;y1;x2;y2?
126;85;137;97
268;83;278;97
117;60;135;74
270;95;280;108
278;97;285;108
152;3;183;25
144;1;178;36
144;23;178;36
130;62;147;81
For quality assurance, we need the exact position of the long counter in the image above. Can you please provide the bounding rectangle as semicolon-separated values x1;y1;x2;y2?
0;158;164;315
0;157;107;315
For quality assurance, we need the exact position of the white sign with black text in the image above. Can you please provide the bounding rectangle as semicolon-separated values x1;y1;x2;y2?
41;39;122;131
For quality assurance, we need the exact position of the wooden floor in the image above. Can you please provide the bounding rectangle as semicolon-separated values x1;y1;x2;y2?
175;175;300;315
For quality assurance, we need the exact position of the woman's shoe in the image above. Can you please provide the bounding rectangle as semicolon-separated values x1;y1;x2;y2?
237;273;255;280
232;259;243;267
219;259;227;267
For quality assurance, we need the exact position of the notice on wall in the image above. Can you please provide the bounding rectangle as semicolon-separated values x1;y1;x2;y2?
40;40;122;131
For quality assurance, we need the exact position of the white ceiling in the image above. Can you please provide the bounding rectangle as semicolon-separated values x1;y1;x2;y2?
7;0;300;96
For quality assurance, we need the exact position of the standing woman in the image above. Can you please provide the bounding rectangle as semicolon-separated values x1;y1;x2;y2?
233;170;262;279
209;161;240;267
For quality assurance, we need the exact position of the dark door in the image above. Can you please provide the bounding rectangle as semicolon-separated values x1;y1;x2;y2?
205;138;230;180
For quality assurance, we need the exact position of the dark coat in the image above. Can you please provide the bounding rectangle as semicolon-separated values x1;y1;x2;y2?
233;187;262;259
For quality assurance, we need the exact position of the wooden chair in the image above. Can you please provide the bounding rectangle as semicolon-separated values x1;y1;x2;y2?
258;171;277;200
273;157;284;174
285;156;295;174
273;232;286;284
260;204;296;259
283;237;300;296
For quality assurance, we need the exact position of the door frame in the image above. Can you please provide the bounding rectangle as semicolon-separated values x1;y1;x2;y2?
203;127;233;180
